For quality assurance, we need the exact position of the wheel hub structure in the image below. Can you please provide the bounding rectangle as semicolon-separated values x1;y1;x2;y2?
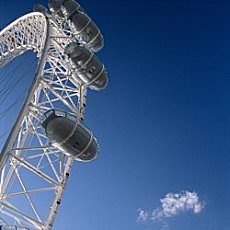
0;1;107;229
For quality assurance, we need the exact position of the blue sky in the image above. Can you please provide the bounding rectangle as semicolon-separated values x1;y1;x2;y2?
0;0;229;230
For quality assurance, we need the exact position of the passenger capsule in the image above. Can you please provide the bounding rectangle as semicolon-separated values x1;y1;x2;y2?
62;0;104;52
33;4;48;15
65;42;108;90
42;110;99;162
48;0;65;17
61;0;83;17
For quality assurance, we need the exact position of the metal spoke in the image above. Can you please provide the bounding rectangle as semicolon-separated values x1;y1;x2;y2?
12;163;42;222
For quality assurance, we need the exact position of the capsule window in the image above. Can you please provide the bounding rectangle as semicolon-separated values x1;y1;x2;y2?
75;141;80;146
72;140;81;149
89;66;96;74
86;30;92;36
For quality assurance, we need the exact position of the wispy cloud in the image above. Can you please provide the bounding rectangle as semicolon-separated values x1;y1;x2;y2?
137;191;205;223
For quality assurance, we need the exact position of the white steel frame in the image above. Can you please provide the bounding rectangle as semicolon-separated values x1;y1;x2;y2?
0;11;91;230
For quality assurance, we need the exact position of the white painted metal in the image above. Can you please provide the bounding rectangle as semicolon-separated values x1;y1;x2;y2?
0;9;94;230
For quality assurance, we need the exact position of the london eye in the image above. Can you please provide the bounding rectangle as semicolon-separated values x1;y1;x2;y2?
0;0;108;229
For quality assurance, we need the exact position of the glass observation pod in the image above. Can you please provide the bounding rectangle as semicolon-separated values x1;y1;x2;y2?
48;0;65;17
33;3;48;15
64;42;108;90
41;109;99;162
48;0;104;52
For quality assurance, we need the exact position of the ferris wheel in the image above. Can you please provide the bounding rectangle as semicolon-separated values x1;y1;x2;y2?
0;0;108;229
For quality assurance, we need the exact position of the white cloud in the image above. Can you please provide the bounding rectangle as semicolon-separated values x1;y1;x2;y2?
137;191;205;223
137;209;149;222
